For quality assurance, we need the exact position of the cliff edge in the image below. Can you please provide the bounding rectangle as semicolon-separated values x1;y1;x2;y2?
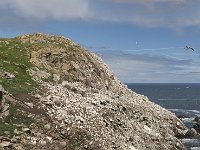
0;33;187;150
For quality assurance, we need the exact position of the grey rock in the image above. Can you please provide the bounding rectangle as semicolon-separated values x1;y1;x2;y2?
39;140;47;146
34;94;42;99
0;85;4;92
2;72;15;80
25;102;34;108
22;128;30;132
2;109;9;118
2;104;9;112
44;124;51;130
54;100;61;107
4;131;10;135
71;61;79;70
76;116;85;123
14;129;22;135
185;128;197;138
4;95;17;106
12;145;23;150
193;124;200;134
129;146;137;150
60;141;67;147
0;141;10;147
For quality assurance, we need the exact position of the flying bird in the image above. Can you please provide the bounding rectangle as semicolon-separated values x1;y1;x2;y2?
184;46;195;51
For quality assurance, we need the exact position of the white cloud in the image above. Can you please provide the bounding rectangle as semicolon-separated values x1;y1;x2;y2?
0;0;91;20
97;51;200;83
1;0;200;30
91;0;200;28
111;0;185;4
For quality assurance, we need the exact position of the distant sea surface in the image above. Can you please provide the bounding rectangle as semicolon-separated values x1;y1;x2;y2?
126;83;200;111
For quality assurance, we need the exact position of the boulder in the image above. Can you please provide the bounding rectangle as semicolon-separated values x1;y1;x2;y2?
185;128;198;138
193;123;200;134
0;141;10;148
194;116;200;123
2;72;15;80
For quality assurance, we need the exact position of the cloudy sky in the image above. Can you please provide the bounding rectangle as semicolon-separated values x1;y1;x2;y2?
1;0;200;83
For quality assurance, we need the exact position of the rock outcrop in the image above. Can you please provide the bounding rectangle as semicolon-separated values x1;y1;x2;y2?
0;33;187;149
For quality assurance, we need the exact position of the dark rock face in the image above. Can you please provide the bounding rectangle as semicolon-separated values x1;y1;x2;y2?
185;128;198;138
0;34;188;150
193;117;200;134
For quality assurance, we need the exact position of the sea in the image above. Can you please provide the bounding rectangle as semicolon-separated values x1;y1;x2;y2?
126;83;200;150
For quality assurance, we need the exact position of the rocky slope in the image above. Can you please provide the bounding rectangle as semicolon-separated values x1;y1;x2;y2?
0;33;188;150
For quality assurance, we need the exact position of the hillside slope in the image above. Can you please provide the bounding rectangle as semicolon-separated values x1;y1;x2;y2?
0;33;187;150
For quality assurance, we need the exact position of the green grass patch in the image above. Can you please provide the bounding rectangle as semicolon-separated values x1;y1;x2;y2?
0;105;33;138
0;38;37;95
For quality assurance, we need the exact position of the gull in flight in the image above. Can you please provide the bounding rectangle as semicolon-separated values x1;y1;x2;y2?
184;46;195;51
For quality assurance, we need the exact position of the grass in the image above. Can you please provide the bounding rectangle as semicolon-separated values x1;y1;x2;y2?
0;34;85;143
0;104;33;138
0;38;37;95
0;38;38;138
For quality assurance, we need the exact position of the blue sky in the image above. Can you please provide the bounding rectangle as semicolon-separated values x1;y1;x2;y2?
0;0;200;83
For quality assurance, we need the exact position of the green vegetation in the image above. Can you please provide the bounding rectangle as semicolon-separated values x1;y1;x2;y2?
0;105;33;138
0;38;39;138
0;38;37;95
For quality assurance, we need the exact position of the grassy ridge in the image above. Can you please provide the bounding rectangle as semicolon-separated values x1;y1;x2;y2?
0;38;38;138
0;38;37;95
0;104;33;138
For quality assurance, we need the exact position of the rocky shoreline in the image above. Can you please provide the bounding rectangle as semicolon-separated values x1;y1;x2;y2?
172;110;200;150
0;33;189;149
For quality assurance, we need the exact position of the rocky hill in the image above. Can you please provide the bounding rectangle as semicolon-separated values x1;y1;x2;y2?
0;33;188;150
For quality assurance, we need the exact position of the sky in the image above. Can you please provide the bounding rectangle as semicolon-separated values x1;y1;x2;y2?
0;0;200;83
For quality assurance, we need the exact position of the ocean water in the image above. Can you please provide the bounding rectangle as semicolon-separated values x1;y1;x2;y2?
126;83;200;111
126;83;200;149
